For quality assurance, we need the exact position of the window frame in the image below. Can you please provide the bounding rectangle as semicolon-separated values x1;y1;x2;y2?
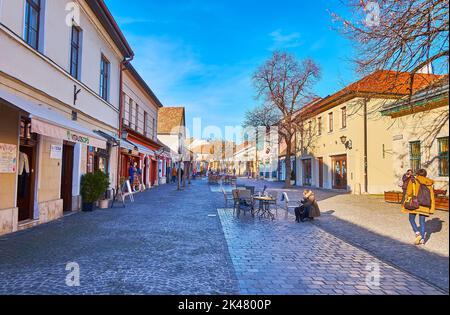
24;0;41;50
438;137;449;177
328;112;334;133
341;106;347;129
99;54;110;101
317;116;322;136
70;25;82;79
409;141;421;173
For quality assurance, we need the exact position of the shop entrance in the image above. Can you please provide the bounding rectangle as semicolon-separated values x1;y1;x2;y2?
332;155;348;190
17;140;37;222
151;159;157;186
143;157;148;187
61;142;74;212
318;157;324;188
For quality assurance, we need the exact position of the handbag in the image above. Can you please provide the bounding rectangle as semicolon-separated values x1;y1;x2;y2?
404;181;420;211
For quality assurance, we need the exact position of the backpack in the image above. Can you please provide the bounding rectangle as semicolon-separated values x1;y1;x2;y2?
417;179;432;208
404;180;420;211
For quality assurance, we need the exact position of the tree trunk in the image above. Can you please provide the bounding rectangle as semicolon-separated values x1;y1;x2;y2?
285;136;292;188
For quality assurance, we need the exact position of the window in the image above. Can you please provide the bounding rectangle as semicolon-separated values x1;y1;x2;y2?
24;0;41;49
122;94;130;126
317;117;322;136
410;141;421;173
152;118;156;139
328;112;334;132
135;104;139;131
99;55;110;101
438;137;449;177
128;98;133;128
144;111;148;137
341;107;347;129
70;26;81;79
308;121;312;136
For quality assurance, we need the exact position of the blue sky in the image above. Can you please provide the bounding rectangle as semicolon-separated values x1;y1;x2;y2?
106;0;357;139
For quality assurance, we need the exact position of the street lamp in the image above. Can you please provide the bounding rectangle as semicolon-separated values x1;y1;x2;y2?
340;135;353;150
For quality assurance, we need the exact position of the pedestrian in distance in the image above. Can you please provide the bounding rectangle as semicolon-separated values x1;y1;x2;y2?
171;166;177;183
402;169;435;246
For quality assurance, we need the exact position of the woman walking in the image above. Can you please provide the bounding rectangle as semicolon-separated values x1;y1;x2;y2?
402;169;435;245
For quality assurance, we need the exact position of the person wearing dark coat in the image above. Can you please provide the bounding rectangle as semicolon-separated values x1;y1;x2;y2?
400;169;414;204
295;190;321;222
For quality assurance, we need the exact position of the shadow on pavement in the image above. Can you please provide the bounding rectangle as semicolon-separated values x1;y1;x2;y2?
313;213;449;293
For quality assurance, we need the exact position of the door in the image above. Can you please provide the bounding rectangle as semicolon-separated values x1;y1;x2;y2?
318;157;324;188
143;157;148;187
332;155;347;189
17;144;36;222
302;159;312;186
61;142;74;212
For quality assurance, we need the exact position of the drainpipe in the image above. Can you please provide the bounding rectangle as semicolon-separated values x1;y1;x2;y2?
363;98;369;194
117;55;134;191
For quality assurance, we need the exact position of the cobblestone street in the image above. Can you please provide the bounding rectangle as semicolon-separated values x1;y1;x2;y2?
0;180;238;295
0;179;447;295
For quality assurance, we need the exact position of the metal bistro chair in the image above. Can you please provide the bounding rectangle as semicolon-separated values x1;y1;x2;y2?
238;189;253;216
232;189;241;215
266;190;279;217
245;186;255;195
281;192;300;218
221;187;234;208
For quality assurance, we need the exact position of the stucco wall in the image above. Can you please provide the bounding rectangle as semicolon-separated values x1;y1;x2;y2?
296;97;397;194
0;0;122;130
38;136;62;203
122;71;159;141
0;102;19;210
390;106;449;191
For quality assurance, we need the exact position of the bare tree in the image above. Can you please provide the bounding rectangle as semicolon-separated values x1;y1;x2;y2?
243;104;281;179
332;0;448;78
253;52;320;188
332;0;449;143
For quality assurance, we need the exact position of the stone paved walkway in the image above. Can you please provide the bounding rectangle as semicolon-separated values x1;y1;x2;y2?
0;179;446;295
0;180;238;295
235;178;449;291
218;209;444;295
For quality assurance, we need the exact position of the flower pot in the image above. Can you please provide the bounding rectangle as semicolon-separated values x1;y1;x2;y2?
99;199;109;209
384;191;402;204
82;202;94;212
436;196;449;211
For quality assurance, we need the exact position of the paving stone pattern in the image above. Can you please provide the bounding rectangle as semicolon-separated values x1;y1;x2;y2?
218;208;445;295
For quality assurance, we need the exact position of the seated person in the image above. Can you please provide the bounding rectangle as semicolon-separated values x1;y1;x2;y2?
295;190;321;222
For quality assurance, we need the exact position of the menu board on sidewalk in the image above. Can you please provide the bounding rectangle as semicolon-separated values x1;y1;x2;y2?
0;143;17;174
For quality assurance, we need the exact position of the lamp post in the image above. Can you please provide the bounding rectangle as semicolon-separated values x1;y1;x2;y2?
340;135;353;150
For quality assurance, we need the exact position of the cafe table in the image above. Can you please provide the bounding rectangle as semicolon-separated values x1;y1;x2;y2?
253;195;276;220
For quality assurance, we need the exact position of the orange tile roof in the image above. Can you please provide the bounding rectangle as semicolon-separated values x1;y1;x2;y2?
303;70;444;117
157;107;185;134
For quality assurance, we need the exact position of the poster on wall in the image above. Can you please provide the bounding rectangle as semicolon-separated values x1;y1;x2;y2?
0;143;17;174
50;145;63;160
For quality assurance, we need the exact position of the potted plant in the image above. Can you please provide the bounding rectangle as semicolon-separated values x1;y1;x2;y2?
98;172;111;209
80;171;110;212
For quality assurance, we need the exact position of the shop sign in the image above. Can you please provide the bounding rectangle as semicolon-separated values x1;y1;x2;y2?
50;145;63;160
0;143;17;173
66;130;90;145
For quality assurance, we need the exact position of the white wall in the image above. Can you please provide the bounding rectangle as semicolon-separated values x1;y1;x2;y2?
0;0;123;130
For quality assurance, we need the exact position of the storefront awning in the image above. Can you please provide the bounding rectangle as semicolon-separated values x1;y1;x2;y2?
120;139;155;157
0;89;107;149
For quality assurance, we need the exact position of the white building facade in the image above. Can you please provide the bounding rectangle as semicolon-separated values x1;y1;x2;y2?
0;0;133;235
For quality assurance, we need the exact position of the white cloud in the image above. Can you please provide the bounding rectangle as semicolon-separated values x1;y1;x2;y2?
269;29;303;49
128;35;257;135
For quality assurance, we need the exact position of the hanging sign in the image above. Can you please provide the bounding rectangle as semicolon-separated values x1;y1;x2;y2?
0;143;17;173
